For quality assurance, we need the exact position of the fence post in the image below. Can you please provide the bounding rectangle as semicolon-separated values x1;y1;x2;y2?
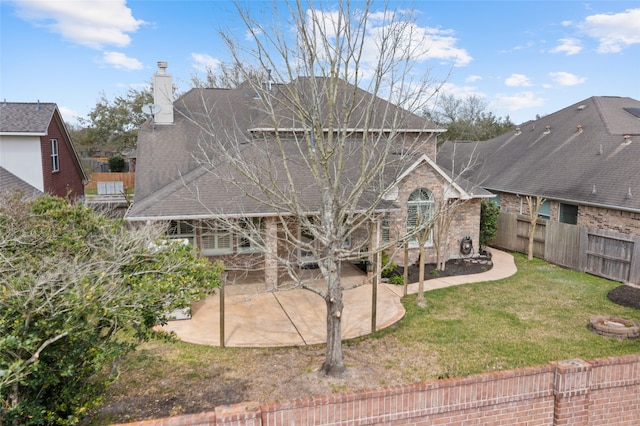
553;359;591;425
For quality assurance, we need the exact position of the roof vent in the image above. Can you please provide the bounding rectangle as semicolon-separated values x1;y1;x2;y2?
626;188;632;199
577;105;587;111
515;127;521;135
544;125;551;134
576;124;583;132
622;135;632;145
591;185;597;195
598;144;603;155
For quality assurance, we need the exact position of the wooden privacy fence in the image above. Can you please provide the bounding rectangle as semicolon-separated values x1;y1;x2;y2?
85;172;135;191
494;212;640;285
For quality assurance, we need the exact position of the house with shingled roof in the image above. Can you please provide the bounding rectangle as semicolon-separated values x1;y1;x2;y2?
0;102;86;199
125;63;492;285
437;96;640;283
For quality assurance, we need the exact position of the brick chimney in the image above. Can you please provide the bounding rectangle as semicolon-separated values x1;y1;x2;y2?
153;61;173;124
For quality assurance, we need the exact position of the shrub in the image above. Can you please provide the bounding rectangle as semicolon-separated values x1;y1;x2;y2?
108;155;126;172
389;275;404;285
381;251;397;278
480;199;500;248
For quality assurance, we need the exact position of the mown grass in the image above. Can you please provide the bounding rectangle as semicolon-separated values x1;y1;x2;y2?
90;252;639;423
374;253;640;377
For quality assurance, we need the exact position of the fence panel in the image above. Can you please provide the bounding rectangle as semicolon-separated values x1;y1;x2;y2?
584;229;634;283
545;220;581;269
86;172;135;191
495;212;638;285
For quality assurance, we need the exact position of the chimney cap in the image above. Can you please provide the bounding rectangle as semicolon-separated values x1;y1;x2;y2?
157;61;168;73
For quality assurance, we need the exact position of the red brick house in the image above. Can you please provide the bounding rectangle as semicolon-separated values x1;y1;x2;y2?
0;102;87;199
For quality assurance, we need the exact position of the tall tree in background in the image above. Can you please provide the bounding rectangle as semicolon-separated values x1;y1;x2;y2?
188;0;442;375
77;87;153;154
430;94;514;142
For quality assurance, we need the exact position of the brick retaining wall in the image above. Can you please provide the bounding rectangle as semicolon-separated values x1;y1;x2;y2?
115;354;639;426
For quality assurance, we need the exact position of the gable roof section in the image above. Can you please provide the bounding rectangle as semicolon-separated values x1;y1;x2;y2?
437;96;640;212
0;102;56;135
396;154;493;200
128;78;444;220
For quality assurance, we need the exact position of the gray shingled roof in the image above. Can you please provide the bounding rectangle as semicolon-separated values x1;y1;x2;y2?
436;96;640;213
0;102;56;134
0;166;43;197
127;77;455;220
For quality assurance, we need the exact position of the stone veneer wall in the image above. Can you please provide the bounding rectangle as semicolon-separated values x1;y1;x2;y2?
115;354;640;426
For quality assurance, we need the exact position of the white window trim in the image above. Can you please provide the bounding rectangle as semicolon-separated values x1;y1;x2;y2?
200;221;232;255
50;139;59;172
167;220;195;246
237;218;263;254
407;189;434;247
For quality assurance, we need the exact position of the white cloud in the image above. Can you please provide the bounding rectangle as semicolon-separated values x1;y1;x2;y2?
505;74;532;87
100;51;143;70
245;27;263;41
580;8;640;53
548;71;587;86
493;92;546;111
191;53;221;73
305;8;472;69
13;0;145;49
58;106;82;124
550;38;583;55
465;75;482;83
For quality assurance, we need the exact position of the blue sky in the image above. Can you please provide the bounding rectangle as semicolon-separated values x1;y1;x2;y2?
1;1;639;126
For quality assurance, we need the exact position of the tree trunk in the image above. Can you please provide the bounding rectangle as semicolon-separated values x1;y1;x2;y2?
321;258;345;376
416;248;426;308
528;220;537;261
403;242;409;297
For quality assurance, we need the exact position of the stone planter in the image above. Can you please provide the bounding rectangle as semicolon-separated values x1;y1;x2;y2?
588;315;640;339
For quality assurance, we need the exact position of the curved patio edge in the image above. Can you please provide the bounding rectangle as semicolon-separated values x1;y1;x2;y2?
159;248;516;348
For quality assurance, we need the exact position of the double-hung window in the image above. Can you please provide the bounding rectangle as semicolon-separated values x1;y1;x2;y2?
201;221;232;255
167;220;195;245
237;218;263;253
50;139;59;172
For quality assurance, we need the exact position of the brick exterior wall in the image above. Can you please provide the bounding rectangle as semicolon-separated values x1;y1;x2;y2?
114;354;640;426
494;191;640;237
40;111;85;199
579;205;640;235
389;161;482;266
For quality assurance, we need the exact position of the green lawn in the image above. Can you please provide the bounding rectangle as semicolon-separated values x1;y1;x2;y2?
376;253;640;377
89;252;640;423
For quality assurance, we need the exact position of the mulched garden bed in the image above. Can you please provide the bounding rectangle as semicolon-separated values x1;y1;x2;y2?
607;285;640;310
357;255;493;283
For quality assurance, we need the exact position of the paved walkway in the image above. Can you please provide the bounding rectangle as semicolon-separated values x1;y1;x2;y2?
159;249;517;347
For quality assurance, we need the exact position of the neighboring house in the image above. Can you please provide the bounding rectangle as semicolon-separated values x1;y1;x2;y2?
126;63;491;284
437;96;640;284
0;102;87;199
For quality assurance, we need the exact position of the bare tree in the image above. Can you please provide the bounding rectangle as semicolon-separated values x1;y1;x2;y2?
525;195;546;260
180;1;444;376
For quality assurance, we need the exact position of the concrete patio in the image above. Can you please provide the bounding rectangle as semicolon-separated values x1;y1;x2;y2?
159;249;517;347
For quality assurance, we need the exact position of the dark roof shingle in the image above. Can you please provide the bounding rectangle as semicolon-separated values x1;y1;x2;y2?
437;96;640;212
0;102;56;134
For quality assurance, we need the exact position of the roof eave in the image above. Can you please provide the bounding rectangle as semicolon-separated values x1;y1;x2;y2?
487;188;640;214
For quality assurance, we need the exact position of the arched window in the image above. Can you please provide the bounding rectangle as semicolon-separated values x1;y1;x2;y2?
407;188;434;246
